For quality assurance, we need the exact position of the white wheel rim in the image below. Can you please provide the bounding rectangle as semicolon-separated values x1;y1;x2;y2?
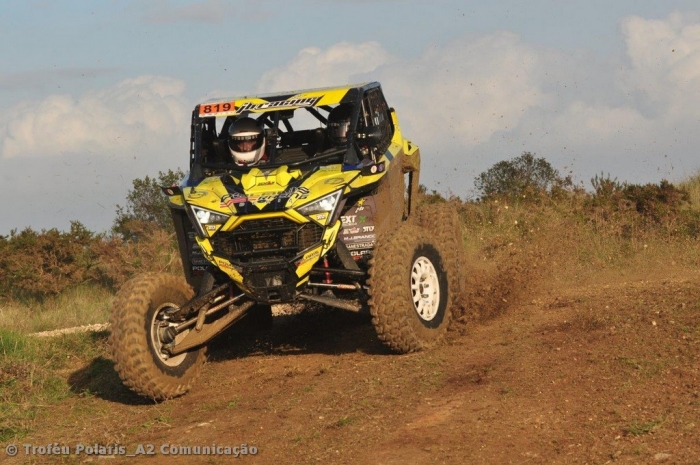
410;256;440;322
150;303;189;367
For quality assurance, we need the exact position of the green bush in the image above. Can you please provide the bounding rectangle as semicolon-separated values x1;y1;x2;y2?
475;152;571;200
586;173;695;237
113;168;185;240
0;222;97;298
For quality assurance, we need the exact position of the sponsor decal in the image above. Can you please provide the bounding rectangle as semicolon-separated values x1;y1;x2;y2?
221;186;309;207
187;191;207;199
361;225;375;232
237;96;322;113
345;234;375;241
324;177;344;185
360;162;386;175
221;192;248;207
192;265;208;272
345;242;374;250
341;215;356;226
215;258;241;277
350;250;371;259
250;186;309;204
342;227;360;235
295;250;321;267
358;215;368;224
313;212;329;222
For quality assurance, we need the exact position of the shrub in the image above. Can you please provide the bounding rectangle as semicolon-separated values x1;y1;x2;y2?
91;224;182;290
112;168;185;240
586;173;694;237
475;152;570;200
0;222;97;298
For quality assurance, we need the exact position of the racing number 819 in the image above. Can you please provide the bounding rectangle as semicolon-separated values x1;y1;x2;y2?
201;102;233;114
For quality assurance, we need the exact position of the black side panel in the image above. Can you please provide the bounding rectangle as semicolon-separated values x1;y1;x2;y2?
170;207;205;290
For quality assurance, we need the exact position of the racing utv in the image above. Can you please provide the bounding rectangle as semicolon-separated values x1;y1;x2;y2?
109;82;462;400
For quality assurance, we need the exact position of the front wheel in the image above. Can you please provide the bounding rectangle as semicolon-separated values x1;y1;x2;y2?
368;223;453;353
109;273;206;401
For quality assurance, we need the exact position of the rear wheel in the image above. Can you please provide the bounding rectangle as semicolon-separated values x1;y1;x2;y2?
368;223;453;352
416;202;462;299
109;273;206;401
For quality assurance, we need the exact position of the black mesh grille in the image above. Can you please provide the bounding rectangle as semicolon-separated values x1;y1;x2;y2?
211;218;323;261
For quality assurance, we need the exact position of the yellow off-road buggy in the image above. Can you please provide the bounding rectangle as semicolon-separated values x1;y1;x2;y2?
109;82;462;400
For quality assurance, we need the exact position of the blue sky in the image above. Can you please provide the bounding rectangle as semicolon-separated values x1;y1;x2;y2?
1;0;700;234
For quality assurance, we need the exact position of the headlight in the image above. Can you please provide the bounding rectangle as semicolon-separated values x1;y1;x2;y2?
297;190;343;215
190;206;230;236
193;207;229;225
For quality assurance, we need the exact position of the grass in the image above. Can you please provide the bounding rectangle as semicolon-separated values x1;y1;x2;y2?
624;419;663;436
449;172;700;283
334;416;355;428
0;328;111;442
0;284;113;333
679;169;700;207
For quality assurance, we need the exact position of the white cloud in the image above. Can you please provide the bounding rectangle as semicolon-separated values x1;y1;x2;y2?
620;11;700;118
381;32;545;149
258;14;700;190
0;75;189;159
0;75;192;234
256;41;396;92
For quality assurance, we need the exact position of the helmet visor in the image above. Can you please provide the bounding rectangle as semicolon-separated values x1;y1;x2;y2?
229;133;263;152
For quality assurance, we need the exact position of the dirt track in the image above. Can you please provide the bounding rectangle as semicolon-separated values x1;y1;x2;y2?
7;262;700;464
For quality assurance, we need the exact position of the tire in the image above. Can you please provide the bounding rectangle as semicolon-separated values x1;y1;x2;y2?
109;272;206;401
415;202;462;300
368;223;453;353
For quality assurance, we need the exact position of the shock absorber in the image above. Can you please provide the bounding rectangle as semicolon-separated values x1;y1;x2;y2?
323;256;332;284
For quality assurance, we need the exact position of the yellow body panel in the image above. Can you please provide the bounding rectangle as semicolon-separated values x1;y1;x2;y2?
198;84;370;118
177;82;421;302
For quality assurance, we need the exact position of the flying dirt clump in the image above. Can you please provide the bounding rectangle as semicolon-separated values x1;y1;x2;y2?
442;197;573;333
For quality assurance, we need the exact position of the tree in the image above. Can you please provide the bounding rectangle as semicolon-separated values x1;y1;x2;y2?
113;169;185;240
475;152;564;199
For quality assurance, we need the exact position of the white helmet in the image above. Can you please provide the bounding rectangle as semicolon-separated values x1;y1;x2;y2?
228;117;265;165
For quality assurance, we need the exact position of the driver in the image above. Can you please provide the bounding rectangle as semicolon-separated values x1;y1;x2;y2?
228;117;267;165
327;103;353;146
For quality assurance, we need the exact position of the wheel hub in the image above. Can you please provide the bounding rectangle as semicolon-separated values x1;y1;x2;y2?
410;256;440;322
151;303;189;367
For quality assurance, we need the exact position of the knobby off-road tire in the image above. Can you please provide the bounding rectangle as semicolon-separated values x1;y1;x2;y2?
415;202;462;300
368;223;453;353
109;272;206;401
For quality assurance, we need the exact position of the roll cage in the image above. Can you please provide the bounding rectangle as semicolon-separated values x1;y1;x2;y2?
187;82;395;178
